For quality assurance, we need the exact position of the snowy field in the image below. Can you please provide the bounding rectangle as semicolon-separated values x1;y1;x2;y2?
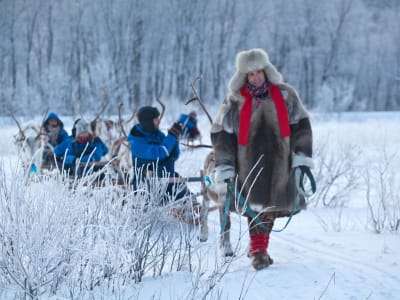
0;111;399;299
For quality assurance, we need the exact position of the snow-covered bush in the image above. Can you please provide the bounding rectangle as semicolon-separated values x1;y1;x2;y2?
363;147;400;233
309;135;362;208
0;161;202;299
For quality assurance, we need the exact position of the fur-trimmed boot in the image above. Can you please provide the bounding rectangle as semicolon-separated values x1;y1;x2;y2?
249;233;273;270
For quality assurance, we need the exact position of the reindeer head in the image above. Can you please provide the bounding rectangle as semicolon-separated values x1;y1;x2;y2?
14;121;45;172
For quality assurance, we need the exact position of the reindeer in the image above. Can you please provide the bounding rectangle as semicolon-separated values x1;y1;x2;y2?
181;77;234;253
10;112;48;181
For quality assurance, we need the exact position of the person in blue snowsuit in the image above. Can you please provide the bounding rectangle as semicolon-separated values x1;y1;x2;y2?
128;106;192;205
42;112;70;167
54;119;108;178
178;111;200;141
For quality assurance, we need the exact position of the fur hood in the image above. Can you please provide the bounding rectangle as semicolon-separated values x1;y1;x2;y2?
228;48;283;93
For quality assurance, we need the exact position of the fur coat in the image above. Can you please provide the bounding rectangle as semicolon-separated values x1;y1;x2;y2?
210;48;313;217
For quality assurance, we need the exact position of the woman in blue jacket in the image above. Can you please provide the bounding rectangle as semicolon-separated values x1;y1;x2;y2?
54;119;108;178
42;112;70;167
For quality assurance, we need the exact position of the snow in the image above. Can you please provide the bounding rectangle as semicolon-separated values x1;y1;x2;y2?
0;111;399;299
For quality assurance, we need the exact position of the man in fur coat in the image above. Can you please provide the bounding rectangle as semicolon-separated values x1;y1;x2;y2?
210;48;314;270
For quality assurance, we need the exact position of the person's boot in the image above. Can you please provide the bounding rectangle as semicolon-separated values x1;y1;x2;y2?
249;233;273;270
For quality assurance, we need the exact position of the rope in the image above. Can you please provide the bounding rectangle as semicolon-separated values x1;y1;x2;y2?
221;181;267;234
273;168;316;232
295;167;317;197
220;167;317;234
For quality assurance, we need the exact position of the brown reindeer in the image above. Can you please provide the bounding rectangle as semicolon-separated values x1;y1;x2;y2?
199;150;234;255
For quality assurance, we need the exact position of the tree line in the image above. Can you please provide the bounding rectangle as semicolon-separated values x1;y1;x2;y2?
0;0;399;117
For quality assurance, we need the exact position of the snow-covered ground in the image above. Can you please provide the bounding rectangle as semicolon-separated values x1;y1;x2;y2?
0;111;399;299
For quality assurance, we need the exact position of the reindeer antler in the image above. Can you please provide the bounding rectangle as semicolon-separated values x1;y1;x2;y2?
185;76;213;124
37;108;49;139
118;102;128;139
125;110;136;124
93;88;110;122
8;108;25;141
156;94;166;121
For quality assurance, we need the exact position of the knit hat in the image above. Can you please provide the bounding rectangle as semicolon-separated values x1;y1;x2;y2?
75;119;90;136
137;106;160;133
228;48;283;93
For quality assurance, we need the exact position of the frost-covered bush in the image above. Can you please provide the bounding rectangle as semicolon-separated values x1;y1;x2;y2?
0;161;201;299
363;148;400;233
309;134;362;208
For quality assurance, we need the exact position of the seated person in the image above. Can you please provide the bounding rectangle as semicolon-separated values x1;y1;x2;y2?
70;118;108;157
54;119;109;178
42;112;70;167
128;106;194;206
178;111;200;141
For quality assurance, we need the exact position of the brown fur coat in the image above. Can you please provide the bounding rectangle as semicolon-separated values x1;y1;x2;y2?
210;49;313;217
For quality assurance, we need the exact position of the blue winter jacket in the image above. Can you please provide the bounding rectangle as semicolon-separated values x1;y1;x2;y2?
43;112;69;147
54;137;108;164
178;113;199;139
128;124;180;177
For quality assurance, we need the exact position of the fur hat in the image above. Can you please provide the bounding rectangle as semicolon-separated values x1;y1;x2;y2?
228;48;283;93
137;106;160;134
75;119;90;136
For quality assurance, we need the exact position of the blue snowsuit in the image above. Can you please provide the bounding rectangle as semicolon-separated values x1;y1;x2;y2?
54;137;109;178
178;113;200;140
43;112;69;147
128;124;189;204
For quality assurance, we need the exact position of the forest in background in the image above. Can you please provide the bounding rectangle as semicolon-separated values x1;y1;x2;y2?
0;0;399;117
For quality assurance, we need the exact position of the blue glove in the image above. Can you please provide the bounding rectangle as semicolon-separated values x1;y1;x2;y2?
65;155;76;165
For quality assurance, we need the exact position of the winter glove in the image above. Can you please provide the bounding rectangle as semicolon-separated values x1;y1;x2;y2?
292;153;316;196
64;154;76;166
208;164;236;194
168;122;183;138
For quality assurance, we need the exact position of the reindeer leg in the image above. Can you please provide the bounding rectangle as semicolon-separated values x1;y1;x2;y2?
199;170;209;242
219;203;233;257
199;193;209;242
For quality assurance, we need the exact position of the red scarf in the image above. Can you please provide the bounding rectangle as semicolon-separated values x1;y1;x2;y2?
238;84;291;146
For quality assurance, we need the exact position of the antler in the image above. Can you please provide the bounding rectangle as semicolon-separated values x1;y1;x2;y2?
38;108;49;137
118;102;128;139
185;76;213;124
93;88;110;122
125;110;136;124
8;108;25;140
156;94;166;121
